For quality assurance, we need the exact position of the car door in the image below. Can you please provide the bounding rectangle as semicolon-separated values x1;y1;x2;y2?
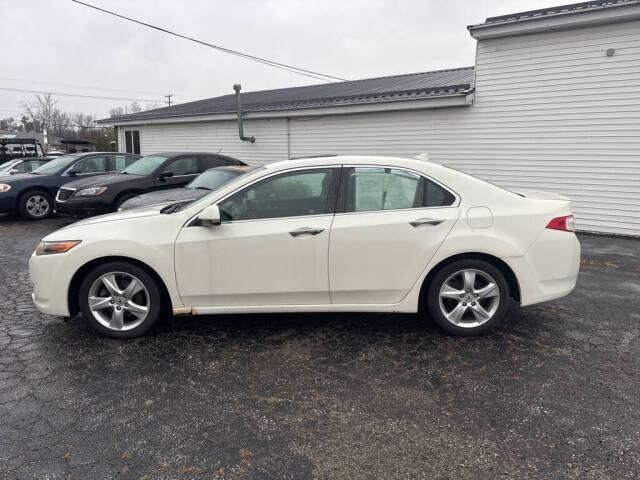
174;166;340;308
329;166;461;305
150;155;200;191
59;155;110;188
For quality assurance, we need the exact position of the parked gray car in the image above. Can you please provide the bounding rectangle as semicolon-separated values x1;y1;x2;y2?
118;165;257;211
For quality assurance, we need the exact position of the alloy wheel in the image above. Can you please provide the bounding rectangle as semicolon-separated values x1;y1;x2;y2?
438;269;501;328
88;272;150;331
26;195;50;218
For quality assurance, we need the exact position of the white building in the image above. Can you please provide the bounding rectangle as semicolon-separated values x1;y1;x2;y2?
99;0;640;236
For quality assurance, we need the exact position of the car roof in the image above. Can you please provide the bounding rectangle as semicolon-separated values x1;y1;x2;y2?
150;152;232;158
213;165;258;173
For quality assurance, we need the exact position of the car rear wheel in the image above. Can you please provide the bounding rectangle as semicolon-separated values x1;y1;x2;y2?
426;259;509;336
18;190;53;220
78;261;162;338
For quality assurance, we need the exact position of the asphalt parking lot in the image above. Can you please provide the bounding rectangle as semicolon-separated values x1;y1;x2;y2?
0;216;639;480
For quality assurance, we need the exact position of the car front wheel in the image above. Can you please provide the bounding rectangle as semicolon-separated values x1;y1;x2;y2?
426;259;509;336
78;261;163;338
18;190;53;220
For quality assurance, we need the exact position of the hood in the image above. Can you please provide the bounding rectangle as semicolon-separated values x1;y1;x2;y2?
509;189;570;202
62;172;144;189
119;188;205;211
0;172;42;184
52;202;171;232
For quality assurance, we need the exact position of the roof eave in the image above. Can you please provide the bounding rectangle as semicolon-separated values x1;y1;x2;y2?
98;91;474;126
468;0;640;39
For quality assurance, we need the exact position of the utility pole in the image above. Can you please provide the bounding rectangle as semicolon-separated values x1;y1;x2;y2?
165;94;172;106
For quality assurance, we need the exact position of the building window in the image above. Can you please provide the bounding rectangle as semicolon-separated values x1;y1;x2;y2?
124;130;140;154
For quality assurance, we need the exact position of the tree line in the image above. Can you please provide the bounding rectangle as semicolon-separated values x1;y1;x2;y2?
0;94;159;151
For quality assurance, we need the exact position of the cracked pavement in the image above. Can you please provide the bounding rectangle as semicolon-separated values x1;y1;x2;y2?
0;216;639;479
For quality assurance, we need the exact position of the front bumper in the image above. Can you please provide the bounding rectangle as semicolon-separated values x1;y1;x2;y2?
29;251;74;316
55;197;112;216
0;194;16;214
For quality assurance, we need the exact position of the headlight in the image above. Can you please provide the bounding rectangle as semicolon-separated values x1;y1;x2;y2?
35;240;81;256
0;184;11;192
76;187;107;196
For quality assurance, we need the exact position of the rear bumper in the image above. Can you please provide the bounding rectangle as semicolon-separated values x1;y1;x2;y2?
505;230;581;307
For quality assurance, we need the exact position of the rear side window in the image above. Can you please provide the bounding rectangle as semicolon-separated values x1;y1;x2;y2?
111;154;139;171
344;167;455;213
12;161;36;173
199;155;236;170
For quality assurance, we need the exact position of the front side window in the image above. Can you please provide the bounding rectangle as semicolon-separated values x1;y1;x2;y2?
163;157;199;176
345;167;455;212
218;168;336;221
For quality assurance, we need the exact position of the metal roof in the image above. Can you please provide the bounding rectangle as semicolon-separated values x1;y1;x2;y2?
98;67;474;123
475;0;635;26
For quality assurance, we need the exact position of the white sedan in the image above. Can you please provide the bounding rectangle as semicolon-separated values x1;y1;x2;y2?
29;156;580;338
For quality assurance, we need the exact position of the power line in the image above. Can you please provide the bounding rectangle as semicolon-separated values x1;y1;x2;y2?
0;76;185;98
71;0;347;83
0;87;162;103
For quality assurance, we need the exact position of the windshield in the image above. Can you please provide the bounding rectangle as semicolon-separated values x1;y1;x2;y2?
122;155;168;175
187;169;244;191
32;154;81;175
164;166;264;213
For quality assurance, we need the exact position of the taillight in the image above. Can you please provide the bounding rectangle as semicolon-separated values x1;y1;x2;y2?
546;215;575;232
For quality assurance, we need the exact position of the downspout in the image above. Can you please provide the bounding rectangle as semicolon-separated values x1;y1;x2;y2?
233;84;255;143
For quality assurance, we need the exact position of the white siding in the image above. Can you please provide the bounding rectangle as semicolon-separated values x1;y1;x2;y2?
118;118;289;164
117;20;640;236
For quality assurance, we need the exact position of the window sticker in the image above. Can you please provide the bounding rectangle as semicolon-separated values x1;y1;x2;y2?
353;172;385;211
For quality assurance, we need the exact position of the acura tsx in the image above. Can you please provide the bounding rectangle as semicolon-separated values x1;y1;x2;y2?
29;156;580;338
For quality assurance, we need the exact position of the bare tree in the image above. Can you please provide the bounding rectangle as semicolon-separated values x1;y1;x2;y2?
21;93;57;134
109;101;155;117
70;112;96;129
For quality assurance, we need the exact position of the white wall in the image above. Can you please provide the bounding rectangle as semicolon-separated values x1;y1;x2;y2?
117;19;640;236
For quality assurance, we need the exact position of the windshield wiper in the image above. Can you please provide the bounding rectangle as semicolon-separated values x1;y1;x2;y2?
193;186;212;190
161;201;191;214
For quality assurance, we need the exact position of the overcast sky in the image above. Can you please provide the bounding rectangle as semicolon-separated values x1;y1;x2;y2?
1;0;565;120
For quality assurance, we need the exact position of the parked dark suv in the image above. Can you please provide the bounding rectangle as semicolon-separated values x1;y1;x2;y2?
55;152;246;216
0;152;140;220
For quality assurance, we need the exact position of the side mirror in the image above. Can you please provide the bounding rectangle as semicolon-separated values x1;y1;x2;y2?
67;169;80;176
8;169;18;175
199;204;221;226
158;171;174;182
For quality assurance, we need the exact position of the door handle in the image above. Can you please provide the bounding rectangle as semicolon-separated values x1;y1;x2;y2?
289;227;325;237
410;218;444;227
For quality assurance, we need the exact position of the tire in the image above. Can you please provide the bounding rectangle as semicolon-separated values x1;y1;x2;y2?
114;192;140;211
78;261;163;338
18;190;53;220
426;259;509;336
